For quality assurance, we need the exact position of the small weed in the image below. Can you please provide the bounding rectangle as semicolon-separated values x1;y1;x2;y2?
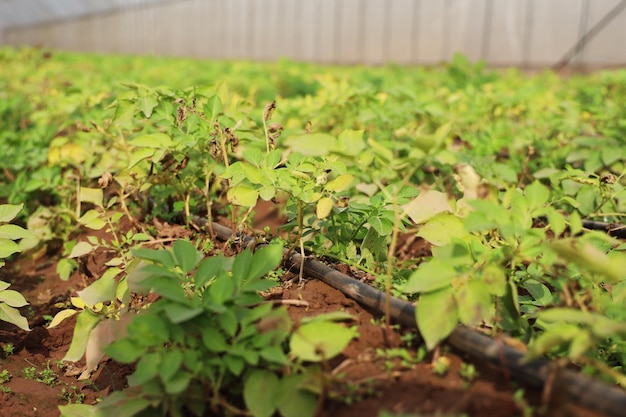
0;369;11;383
376;347;424;371
22;362;58;386
60;385;85;404
513;388;534;417
459;362;479;381
38;365;58;386
0;385;11;393
1;343;14;357
23;366;37;380
432;356;451;376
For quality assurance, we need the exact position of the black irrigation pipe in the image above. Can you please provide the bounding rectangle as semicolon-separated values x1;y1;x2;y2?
192;215;626;417
582;219;626;239
536;215;626;239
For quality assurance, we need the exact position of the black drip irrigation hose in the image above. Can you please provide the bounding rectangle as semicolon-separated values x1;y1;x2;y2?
582;219;626;239
193;216;626;417
536;215;626;239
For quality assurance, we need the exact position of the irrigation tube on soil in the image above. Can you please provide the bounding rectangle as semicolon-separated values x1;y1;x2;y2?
196;217;626;417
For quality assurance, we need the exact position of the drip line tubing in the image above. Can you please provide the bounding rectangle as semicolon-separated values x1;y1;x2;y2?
192;215;626;417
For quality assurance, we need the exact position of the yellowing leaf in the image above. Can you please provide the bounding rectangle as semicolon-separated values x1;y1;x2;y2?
403;190;453;224
324;174;354;192
227;186;259;207
290;321;358;362
79;187;103;208
47;142;85;165
69;241;95;258
417;212;468;246
316;197;333;219
48;309;79;328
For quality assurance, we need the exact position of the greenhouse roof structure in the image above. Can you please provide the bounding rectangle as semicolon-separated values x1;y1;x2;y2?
0;0;168;30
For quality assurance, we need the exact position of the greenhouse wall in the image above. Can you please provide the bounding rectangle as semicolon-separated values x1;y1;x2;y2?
1;0;625;68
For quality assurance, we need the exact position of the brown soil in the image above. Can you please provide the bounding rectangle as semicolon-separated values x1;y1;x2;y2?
0;203;610;417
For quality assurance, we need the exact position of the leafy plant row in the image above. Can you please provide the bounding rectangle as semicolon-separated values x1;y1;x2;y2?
1;47;626;415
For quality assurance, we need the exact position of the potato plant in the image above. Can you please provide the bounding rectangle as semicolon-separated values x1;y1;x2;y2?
1;47;626;415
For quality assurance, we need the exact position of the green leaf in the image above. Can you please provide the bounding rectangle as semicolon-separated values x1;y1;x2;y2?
95;393;152;417
0;239;19;258
195;256;225;287
146;276;188;303
417;287;458;350
337;129;365;155
113;99;137;128
523;279;552;306
276;374;318;417
569;210;583;236
243;148;264;167
525;323;580;360
219;309;238;337
525;181;550;213
209;274;235;305
0;289;28;307
417;212;468;246
290;321;358;362
0;303;30;331
63;310;102;362
106;338;146;364
128;352;161;386
58;404;99;417
265;149;282;168
481;264;507;296
244;370;279;417
79;188;104;208
164;371;192;394
225;354;245;375
546;208;566;237
285;133;336;156
57;258;77;281
404;260;458;293
160;350;183;382
0;203;23;223
259;185;276;201
455;280;492;326
139;95;158;118
550;239;623;283
77;267;121;306
0;224;33;240
132;248;175;268
205;95;223;120
227;185;259;207
259;346;289;365
247;243;283;281
127;148;155;168
163;303;203;323
77;210;106;230
172;240;202;273
202;327;228;352
130;133;172;149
